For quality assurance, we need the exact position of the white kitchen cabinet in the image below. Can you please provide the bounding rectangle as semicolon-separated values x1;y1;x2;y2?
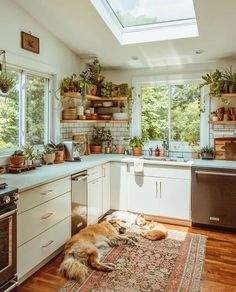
110;162;128;210
88;177;102;225
128;175;158;215
102;163;110;214
158;178;191;220
128;165;191;220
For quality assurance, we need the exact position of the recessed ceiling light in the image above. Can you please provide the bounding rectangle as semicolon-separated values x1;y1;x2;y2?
131;56;139;61
195;49;204;55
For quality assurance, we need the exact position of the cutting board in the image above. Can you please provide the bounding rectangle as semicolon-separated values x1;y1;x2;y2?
214;138;236;160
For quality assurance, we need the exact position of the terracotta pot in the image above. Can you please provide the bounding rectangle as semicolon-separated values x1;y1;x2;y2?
90;145;102;154
10;155;25;166
90;85;97;96
54;150;64;164
43;153;55;165
132;147;142;156
192;152;200;159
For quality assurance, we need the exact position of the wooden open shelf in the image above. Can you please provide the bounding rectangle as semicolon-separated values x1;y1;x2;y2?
64;92;127;101
61;119;128;124
209;120;236;125
211;93;236;98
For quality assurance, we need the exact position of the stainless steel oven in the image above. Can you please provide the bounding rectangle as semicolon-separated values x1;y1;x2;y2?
0;186;18;292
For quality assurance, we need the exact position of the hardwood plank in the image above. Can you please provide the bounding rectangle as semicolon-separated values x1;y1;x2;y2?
18;223;236;291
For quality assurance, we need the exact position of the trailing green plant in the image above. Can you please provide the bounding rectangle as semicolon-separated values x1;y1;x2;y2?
11;149;24;156
60;73;79;94
200;146;214;154
0;73;15;94
101;82;113;98
201;69;223;97
90;126;113;146
80;57;103;85
129;136;146;148
127;87;134;125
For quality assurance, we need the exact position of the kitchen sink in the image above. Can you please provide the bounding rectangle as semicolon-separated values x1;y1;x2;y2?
141;156;190;163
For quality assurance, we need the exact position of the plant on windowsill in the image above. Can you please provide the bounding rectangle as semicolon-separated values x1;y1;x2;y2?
54;143;65;164
188;141;200;159
200;146;214;160
23;144;35;165
10;150;25;167
43;143;56;165
129;136;146;156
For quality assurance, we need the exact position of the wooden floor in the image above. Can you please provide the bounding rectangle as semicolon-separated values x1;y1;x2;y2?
18;224;236;292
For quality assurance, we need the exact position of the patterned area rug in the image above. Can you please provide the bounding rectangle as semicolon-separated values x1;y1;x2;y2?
59;229;207;292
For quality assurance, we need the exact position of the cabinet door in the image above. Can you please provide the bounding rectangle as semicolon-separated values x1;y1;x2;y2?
87;178;102;225
102;163;110;214
158;178;191;220
128;175;158;215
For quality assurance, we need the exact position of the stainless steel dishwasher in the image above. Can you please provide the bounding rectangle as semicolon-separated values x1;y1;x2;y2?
192;167;236;229
71;171;88;235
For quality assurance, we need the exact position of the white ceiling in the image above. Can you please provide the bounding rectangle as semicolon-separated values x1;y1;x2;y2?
14;0;236;69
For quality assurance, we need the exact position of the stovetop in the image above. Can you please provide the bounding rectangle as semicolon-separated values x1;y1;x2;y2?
0;185;19;207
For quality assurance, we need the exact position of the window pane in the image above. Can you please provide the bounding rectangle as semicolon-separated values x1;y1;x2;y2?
141;86;169;140
25;75;46;145
106;0;195;28
0;71;19;150
170;84;200;148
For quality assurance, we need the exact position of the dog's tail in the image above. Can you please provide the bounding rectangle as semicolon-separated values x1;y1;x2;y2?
141;229;168;241
59;254;88;281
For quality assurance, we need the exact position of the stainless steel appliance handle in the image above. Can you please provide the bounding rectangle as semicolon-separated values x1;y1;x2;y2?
195;170;236;177
0;209;17;220
4;280;18;292
72;174;88;182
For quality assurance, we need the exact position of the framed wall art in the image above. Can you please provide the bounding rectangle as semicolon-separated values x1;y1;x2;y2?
21;31;39;54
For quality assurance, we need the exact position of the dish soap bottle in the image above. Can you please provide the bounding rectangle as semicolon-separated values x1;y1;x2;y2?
155;146;160;157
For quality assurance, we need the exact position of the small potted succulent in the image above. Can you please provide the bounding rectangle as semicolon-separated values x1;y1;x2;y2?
129;136;146;156
10;150;25;166
43;143;56;165
200;146;214;160
54;143;65;164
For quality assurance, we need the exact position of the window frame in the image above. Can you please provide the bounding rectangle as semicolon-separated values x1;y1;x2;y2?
0;66;53;156
132;77;206;152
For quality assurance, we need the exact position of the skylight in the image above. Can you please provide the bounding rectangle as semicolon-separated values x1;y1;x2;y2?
106;0;196;28
90;0;198;45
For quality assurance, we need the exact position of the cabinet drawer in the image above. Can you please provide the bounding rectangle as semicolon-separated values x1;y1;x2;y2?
17;192;71;247
87;166;102;182
129;165;191;179
17;216;71;279
18;177;71;213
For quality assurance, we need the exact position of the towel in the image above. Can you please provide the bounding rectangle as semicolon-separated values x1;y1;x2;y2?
134;160;144;173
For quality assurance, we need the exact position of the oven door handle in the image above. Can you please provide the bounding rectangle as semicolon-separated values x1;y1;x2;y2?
195;170;236;177
4;280;18;292
0;209;17;220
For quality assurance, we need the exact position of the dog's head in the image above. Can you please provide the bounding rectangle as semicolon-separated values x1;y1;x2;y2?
136;215;146;226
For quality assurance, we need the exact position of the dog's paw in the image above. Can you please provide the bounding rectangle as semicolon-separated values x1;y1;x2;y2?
104;264;116;272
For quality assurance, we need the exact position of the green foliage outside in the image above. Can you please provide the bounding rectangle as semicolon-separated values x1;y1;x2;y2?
142;84;200;146
0;71;46;150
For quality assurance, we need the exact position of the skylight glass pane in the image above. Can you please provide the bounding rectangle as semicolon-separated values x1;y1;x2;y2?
106;0;196;28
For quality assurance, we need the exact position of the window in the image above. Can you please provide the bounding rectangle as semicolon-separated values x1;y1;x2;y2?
0;69;51;152
141;83;200;151
91;0;198;44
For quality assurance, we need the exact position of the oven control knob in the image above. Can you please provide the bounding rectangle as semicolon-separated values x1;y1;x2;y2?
3;195;11;204
12;193;19;201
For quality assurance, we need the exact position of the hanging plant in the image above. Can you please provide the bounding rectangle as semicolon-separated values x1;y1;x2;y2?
127;86;134;125
0;50;15;94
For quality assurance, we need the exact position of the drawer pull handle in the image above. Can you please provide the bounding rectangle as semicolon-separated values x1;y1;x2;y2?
41;190;53;196
42;240;54;248
41;212;54;220
210;217;220;221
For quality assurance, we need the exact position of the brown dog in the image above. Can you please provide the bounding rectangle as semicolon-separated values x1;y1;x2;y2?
59;221;137;281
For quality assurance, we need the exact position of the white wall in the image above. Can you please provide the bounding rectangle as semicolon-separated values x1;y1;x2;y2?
0;0;85;163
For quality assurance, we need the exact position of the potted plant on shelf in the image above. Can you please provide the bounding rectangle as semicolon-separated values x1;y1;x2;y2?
23;144;35;165
90;126;111;154
201;69;224;98
200;146;214;160
43;143;56;165
222;66;236;93
54;143;65;164
129;136;146;156
10;150;25;166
